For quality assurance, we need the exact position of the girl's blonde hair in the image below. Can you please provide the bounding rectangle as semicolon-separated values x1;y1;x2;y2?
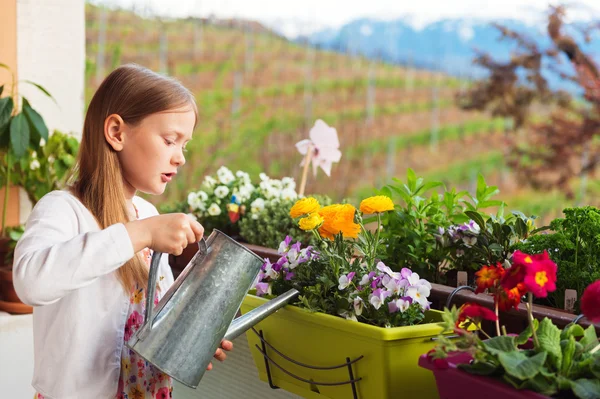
71;64;198;292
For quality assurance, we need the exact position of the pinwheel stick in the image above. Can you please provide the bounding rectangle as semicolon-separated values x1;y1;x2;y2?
298;143;313;197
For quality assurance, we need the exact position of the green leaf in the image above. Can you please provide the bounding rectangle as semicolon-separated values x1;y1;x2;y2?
9;113;30;158
416;181;443;195
23;99;49;143
0;96;13;130
458;361;498;376
561;336;577;376
537;317;563;370
592;355;600;379
516;319;538;345
483;335;517;355
464;210;486;230
561;324;585;341
571;378;600;399
476;173;487;200
581;326;598;351
521;373;558;396
22;80;57;104
478;200;504;208
498;351;547;380
406;168;417;193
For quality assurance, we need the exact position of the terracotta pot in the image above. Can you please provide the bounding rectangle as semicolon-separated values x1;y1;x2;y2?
0;237;33;314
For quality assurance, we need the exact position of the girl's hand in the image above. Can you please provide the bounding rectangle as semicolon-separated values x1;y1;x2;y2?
206;340;234;371
126;213;204;255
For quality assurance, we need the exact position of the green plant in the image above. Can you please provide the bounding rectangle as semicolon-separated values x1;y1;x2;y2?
3;224;24;264
253;195;433;328
377;169;521;283
0;63;54;235
238;195;332;248
17;130;79;204
186;166;298;238
429;254;600;398
513;206;600;311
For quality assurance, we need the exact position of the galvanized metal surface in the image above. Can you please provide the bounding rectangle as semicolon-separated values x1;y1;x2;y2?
126;230;275;388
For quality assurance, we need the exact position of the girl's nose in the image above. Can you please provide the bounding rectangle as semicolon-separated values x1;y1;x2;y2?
172;148;186;166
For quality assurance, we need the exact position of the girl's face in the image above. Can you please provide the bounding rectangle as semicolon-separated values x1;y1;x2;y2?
117;106;195;198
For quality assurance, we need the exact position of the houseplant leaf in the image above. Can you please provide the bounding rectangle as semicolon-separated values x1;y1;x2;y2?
23;98;49;144
9;113;30;158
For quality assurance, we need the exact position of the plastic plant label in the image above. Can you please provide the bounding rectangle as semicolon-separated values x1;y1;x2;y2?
457;271;468;287
564;289;577;313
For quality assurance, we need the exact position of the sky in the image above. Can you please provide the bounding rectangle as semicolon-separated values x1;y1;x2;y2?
98;0;600;37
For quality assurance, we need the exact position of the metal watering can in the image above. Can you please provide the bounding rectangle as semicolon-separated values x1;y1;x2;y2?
126;229;299;388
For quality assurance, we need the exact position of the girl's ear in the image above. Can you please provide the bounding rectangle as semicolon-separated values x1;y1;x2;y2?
104;114;127;151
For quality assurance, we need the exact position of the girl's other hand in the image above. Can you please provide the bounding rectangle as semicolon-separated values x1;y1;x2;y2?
206;340;234;371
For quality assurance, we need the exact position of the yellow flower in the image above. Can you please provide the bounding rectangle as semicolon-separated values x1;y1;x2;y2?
299;212;324;231
121;358;131;377
131;288;143;304
318;204;360;240
290;197;321;218
359;195;394;214
335;204;360;239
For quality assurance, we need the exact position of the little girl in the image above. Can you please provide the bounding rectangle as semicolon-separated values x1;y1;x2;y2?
13;64;233;399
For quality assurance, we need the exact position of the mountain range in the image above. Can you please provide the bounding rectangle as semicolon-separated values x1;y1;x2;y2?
296;17;600;88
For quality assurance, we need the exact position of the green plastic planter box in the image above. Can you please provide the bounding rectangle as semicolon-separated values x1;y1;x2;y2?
241;294;449;399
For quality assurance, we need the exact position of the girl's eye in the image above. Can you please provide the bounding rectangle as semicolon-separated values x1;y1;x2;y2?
164;139;175;146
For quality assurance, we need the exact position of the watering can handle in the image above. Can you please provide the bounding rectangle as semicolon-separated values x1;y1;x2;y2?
142;238;208;338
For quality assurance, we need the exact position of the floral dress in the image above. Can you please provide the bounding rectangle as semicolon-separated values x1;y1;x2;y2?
115;205;173;399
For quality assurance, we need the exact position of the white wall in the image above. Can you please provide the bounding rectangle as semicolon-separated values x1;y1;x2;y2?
17;0;85;139
15;0;85;224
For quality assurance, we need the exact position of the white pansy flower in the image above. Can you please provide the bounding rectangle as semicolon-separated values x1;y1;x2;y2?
280;187;297;201
281;177;295;189
197;191;208;202
250;198;265;214
214;185;230;199
204;175;217;188
207;203;222;216
187;192;201;210
216;166;235;184
30;159;41;170
270;179;283;190
259;172;269;182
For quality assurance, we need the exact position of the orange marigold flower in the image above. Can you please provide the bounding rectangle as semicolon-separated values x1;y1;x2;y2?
475;263;504;294
317;204;360;240
289;197;321;218
359;195;394;214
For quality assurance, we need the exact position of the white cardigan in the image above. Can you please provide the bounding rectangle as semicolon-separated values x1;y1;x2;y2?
13;190;175;399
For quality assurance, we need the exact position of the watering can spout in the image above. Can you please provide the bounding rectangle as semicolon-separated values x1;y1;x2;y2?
224;288;300;341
